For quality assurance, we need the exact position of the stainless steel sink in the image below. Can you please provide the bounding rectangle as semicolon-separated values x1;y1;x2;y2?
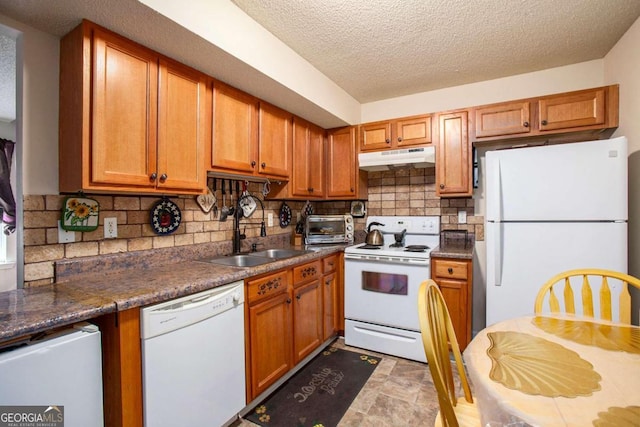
248;249;313;260
199;254;273;267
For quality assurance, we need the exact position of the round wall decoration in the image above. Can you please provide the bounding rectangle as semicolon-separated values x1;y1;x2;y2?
150;197;182;235
279;202;292;227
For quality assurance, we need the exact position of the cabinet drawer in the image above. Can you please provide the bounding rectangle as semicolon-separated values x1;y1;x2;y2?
293;261;322;285
246;270;290;304
323;255;338;274
433;260;468;280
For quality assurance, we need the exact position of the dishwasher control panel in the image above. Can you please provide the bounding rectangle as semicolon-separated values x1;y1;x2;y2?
140;281;244;339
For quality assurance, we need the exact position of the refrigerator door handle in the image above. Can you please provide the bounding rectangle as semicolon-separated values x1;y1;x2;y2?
489;157;502;221
492;223;503;286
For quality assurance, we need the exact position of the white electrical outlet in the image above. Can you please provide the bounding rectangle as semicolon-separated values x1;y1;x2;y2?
267;213;274;227
458;210;467;224
58;220;75;243
104;217;118;238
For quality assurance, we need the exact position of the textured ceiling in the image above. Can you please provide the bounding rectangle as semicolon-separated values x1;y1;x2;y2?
0;0;639;126
232;0;640;102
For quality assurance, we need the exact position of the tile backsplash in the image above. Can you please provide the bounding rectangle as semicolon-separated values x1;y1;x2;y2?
22;167;482;287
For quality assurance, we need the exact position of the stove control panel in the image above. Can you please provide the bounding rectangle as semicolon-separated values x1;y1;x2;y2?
367;216;440;235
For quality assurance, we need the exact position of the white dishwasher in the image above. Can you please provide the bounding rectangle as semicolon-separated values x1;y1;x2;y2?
141;281;246;427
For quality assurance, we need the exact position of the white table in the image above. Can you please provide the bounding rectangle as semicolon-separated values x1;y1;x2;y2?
463;315;640;426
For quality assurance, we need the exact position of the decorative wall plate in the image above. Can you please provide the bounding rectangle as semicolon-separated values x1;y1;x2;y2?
61;196;100;231
279;202;292;227
150;197;182;235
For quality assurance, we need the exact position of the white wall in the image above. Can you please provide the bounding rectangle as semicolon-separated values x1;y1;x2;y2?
604;15;640;322
0;15;59;196
361;60;604;122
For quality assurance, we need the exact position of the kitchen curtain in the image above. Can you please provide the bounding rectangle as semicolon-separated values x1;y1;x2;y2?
0;138;16;235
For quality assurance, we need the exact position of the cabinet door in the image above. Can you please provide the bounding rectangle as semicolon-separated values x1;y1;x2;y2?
326;127;357;198
322;272;338;341
538;88;605;132
258;103;292;179
248;291;293;399
436;111;471;197
395;115;432;147
211;83;258;174
293;279;323;363
474;101;531;138
359;121;392;151
432;257;472;350
291;119;309;197
91;28;158;189
435;278;469;351
307;123;325;197
156;59;207;193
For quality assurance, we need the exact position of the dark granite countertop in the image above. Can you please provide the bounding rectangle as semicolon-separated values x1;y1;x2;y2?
430;244;475;260
0;243;346;345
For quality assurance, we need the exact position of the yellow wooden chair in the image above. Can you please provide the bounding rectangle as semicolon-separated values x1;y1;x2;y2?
534;269;640;324
418;280;481;427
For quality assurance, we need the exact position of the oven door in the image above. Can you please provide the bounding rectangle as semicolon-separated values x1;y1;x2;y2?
344;256;428;331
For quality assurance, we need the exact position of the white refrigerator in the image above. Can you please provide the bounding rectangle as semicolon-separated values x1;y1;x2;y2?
485;136;628;326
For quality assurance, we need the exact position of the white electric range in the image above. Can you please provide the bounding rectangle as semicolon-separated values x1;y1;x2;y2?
344;216;440;363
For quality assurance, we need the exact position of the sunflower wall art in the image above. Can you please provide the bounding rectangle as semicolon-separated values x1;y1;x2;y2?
61;196;100;231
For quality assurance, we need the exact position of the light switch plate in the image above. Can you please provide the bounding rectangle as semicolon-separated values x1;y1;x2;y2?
458;210;467;224
58;220;75;243
267;213;274;227
104;217;118;238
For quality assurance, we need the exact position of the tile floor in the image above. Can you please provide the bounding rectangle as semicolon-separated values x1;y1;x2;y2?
237;337;441;426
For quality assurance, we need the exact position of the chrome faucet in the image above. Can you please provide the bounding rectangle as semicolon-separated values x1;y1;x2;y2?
233;194;266;254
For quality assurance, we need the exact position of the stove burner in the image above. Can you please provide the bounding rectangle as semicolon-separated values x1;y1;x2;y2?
404;245;430;253
389;243;404;248
358;244;382;250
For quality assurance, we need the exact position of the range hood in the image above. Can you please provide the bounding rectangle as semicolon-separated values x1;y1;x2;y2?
358;146;436;171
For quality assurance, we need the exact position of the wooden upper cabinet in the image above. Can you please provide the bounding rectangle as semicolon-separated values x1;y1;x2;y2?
89;27;158;190
538;87;606;132
359;121;392;151
59;21;207;195
395;115;433;147
326;126;359;199
359;115;432;152
474;101;531;138
291;117;324;198
156;59;207;192
211;82;259;174
473;85;618;144
436;111;471;197
258;102;293;179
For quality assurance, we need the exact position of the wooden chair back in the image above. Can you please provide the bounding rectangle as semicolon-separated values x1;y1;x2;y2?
418;280;477;427
534;269;640;324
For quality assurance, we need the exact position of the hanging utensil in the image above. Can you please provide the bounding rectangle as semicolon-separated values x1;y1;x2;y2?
212;178;218;218
219;179;229;221
227;180;235;217
195;177;215;214
240;180;257;217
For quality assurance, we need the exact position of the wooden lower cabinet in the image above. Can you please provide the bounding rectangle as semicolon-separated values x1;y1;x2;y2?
245;270;293;400
245;255;340;402
322;254;339;340
292;278;323;363
431;256;473;351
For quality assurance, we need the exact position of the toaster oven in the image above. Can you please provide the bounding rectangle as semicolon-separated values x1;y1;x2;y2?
305;214;354;245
